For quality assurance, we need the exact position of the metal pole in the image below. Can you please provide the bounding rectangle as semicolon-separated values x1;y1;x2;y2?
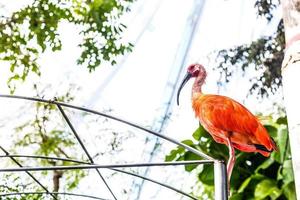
214;161;228;200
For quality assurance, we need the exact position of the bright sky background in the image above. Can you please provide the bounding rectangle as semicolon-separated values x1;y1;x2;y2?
0;0;283;199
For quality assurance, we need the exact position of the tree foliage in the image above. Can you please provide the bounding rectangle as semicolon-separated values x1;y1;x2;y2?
165;116;295;199
0;0;134;92
213;0;283;97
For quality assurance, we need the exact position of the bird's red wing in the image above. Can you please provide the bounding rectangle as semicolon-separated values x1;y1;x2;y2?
193;94;274;150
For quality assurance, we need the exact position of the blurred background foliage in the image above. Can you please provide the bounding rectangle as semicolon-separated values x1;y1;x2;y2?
213;0;283;98
0;0;134;93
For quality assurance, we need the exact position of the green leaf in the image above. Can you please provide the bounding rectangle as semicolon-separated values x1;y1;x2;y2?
229;193;243;200
255;158;274;173
282;182;296;200
193;125;210;141
264;125;277;138
277;127;289;163
90;0;104;9
198;165;214;185
192;127;201;141
165;146;185;161
254;179;281;199
183;151;202;172
237;176;251;193
276;116;287;125
181;139;194;146
282;160;294;185
192;125;207;140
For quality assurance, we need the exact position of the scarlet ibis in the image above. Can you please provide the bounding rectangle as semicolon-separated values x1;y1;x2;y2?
177;63;277;187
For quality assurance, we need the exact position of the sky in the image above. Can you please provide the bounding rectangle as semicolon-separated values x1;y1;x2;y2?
0;0;283;199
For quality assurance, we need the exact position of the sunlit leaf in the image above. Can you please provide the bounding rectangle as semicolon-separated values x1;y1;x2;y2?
255;158;274;173
277;127;289;163
237;176;251;193
282;160;294;185
283;182;296;200
181;139;194;146
165;146;185;161
254;179;281;199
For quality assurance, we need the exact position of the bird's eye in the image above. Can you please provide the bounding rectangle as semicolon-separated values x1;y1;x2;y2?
187;65;195;72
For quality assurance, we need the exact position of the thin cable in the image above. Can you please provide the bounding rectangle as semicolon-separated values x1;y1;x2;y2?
0;146;58;200
56;104;118;200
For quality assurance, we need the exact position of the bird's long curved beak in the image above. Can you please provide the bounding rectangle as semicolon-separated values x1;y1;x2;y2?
177;72;192;105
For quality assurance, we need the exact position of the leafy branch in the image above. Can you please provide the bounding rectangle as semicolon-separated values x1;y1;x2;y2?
0;0;134;93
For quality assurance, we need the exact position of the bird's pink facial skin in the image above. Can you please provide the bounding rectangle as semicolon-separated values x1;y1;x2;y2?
187;64;206;78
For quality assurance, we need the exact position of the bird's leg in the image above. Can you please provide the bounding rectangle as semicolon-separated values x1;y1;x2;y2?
225;137;236;193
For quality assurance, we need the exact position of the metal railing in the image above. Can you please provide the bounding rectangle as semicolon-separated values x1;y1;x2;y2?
0;94;228;200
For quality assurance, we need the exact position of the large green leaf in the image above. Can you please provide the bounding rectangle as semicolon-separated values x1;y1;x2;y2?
192;125;209;140
183;151;202;172
264;125;277;138
198;165;214;185
277;127;289;163
282;160;294;185
282;182;296;200
254;179;281;199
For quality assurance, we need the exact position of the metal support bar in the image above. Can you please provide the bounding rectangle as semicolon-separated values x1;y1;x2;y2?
0;160;213;172
0;95;215;160
0;154;89;164
0;146;58;200
214;161;228;200
56;104;118;200
0;191;108;200
0;154;198;200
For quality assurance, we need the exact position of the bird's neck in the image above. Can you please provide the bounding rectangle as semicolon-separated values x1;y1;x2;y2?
192;76;205;97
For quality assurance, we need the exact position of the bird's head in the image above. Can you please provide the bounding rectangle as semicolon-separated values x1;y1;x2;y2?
177;64;206;105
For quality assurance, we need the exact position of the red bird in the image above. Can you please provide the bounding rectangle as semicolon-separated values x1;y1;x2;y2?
177;63;277;187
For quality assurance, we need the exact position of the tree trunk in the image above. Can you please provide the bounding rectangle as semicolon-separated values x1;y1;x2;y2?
282;0;300;199
53;170;63;198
